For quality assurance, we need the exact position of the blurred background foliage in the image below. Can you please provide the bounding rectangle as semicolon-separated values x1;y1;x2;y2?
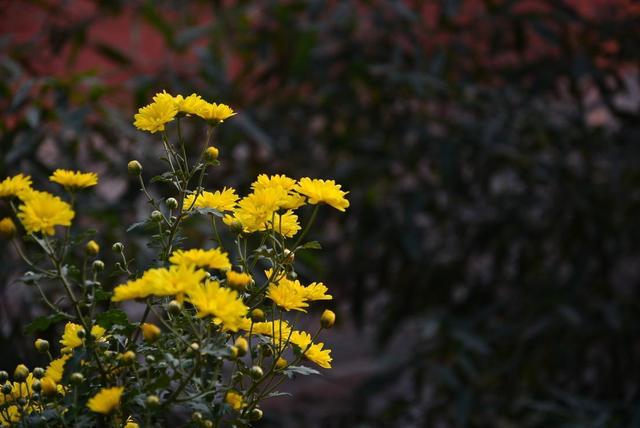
1;0;640;426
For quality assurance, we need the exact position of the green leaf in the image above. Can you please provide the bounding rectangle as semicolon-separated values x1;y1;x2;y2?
95;309;130;329
193;207;224;218
24;313;67;334
300;241;322;250
127;220;151;232
282;365;320;378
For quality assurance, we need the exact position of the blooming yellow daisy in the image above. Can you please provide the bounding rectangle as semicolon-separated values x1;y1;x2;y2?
169;248;231;271
265;210;301;237
232;188;284;233
289;331;332;368
196;102;236;122
133;91;178;133
225;270;252;290
87;386;124;414
295;177;350;211
0;174;32;198
142;264;207;301
251;174;306;209
182;187;239;212
45;355;71;383
17;191;75;235
111;276;153;302
266;275;309;312
60;322;106;353
186;280;248;332
173;93;208;115
300;282;332;301
49;169;98;189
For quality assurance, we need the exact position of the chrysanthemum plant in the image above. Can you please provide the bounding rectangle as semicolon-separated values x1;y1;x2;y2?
0;91;347;427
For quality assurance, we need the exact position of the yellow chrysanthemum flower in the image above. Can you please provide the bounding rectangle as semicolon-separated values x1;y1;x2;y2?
300;282;332;301
45;355;71;383
266;276;309;312
149;265;208;301
173;93;208;115
60;322;106;353
124;416;140;428
232;188;285;233
225;270;252;290
169;248;231;271
182;187;239;212
196;102;236;122
186;280;248;332
87;386;124;414
295;178;350;212
111;276;153;302
251;174;305;209
17;191;75;235
224;390;244;411
289;331;332;368
247;320;293;341
49;169;98;189
0;174;32;198
133;91;178;133
0;217;17;239
266;210;301;237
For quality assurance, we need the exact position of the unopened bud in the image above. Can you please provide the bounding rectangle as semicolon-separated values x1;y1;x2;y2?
141;323;161;343
121;351;136;364
32;367;45;379
146;395;160;407
167;299;182;315
31;379;42;392
229;346;239;359
249;408;263;421
250;308;265;323
1;383;12;395
85;240;100;256
13;364;29;382
192;412;203;422
92;260;105;271
204;146;219;163
249;366;263;379
112;242;123;252
128;160;142;175
0;217;16;239
189;343;200;352
34;339;49;353
70;372;84;384
165;198;178;209
0;371;8;383
283;249;295;264
150;210;163;222
234;337;248;357
320;309;336;329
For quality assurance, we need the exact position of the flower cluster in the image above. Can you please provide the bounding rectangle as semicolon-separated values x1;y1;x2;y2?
0;91;346;426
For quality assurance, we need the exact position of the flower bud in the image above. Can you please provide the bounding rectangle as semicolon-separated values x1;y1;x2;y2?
31;379;42;392
286;271;298;280
234;337;248;357
229;220;244;235
0;217;16;239
76;328;86;339
17;397;27;406
191;412;203;422
70;372;84;384
229;346;239;359
167;299;182;315
128;160;142;176
145;355;156;364
0;371;8;383
1;383;12;395
202;421;214;428
275;357;288;370
112;242;124;252
204;146;219;163
13;364;29;382
32;367;45;379
85;240;100;256
249;408;263;421
34;339;49;353
146;395;160;407
141;323;161;343
283;249;295;264
92;260;105;271
226;271;252;291
249;365;263;379
250;308;265;323
165;197;178;209
189;343;200;353
40;378;57;396
121;351;136;365
150;210;163;222
320;309;336;329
